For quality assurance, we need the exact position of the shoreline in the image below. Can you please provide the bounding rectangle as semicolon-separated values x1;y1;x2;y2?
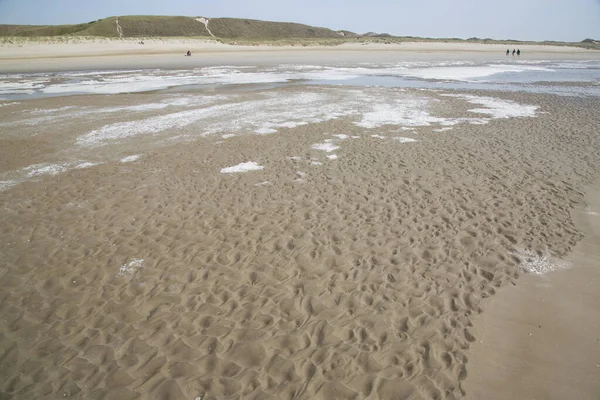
464;183;600;399
1;41;599;73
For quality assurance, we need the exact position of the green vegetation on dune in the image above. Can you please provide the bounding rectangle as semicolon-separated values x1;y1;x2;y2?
78;16;212;37
0;15;336;39
207;18;341;39
0;23;92;37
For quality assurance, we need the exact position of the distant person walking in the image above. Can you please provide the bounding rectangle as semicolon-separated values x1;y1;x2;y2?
506;49;510;56
517;49;521;56
512;49;516;56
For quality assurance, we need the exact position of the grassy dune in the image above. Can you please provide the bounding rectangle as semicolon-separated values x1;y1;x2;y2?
0;15;598;49
207;18;341;39
0;16;338;39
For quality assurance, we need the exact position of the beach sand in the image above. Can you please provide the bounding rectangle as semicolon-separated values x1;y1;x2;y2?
1;61;600;399
0;40;598;73
464;184;600;400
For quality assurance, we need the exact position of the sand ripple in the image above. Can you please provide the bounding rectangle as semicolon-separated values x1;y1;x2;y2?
0;89;598;399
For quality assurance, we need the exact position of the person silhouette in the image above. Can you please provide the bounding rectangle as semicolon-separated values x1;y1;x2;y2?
506;49;510;56
512;49;516;56
517;49;521;56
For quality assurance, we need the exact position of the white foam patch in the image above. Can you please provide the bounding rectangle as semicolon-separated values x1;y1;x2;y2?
0;102;20;108
312;142;340;152
41;76;221;95
446;94;539;118
434;127;454;132
0;80;47;95
221;162;264;173
514;249;571;276
586;211;599;216
0;180;19;191
38;68;293;95
78;92;354;147
311;160;323;165
74;88;532;149
23;163;68;177
327;154;338;160
355;98;449;128
120;155;142;163
394;137;418;143
119;259;144;276
371;135;386;139
351;135;360;139
75;162;100;169
467;119;490;125
255;128;278;134
3;160;100;188
0;96;227;129
221;134;236;139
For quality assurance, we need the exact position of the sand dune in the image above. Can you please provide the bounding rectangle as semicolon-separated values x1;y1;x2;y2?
0;85;599;399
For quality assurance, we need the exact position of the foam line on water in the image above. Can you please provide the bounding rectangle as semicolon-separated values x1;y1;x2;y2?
1;95;228;128
78;92;354;146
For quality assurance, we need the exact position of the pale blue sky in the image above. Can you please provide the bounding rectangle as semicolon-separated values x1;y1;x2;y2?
0;0;599;42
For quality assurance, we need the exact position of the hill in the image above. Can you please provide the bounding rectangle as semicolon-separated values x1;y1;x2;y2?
0;16;346;40
0;16;598;50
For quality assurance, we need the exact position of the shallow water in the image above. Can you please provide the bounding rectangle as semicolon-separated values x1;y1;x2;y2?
1;59;599;100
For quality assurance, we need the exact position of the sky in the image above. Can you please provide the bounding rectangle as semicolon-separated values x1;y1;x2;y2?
0;0;599;42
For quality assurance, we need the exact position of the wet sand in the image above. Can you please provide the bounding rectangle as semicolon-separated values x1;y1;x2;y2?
464;184;600;400
0;85;599;399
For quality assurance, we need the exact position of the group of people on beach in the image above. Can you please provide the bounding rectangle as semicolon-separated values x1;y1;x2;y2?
507;48;521;56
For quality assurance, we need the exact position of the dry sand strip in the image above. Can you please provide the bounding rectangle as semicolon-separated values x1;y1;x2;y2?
1;41;599;73
464;184;600;400
0;89;599;399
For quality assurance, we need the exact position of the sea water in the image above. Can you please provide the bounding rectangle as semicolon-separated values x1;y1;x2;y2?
1;59;599;100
